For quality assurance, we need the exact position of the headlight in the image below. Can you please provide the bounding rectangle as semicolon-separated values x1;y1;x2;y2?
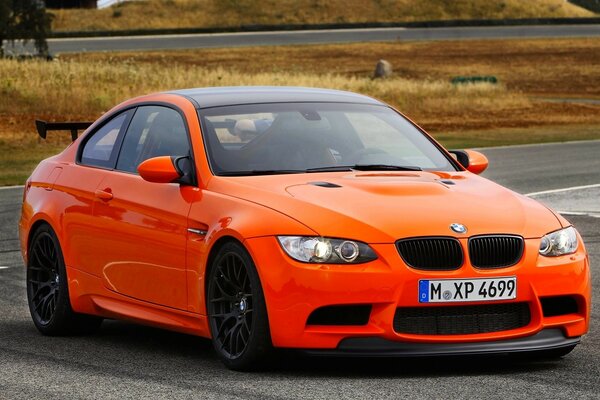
539;226;578;257
277;236;377;264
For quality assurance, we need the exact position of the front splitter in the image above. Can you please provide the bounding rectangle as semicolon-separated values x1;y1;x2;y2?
303;329;579;357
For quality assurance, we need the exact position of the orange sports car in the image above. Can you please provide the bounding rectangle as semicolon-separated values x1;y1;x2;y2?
20;87;590;370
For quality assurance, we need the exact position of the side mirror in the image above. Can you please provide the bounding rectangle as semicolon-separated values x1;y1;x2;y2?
449;149;489;174
138;156;194;184
138;156;181;183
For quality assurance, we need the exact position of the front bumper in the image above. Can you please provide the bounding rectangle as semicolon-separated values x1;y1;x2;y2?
245;236;591;349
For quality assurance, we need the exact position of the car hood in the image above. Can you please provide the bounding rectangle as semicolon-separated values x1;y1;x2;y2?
208;171;562;243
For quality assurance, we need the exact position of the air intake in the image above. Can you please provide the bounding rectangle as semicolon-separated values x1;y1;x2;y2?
541;296;578;317
468;235;524;269
394;303;531;335
306;305;371;326
396;237;463;270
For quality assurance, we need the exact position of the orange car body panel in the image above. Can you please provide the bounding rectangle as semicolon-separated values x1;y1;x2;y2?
19;90;591;350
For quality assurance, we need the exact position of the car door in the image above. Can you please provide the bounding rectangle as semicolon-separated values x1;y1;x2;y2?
61;111;132;273
90;105;196;311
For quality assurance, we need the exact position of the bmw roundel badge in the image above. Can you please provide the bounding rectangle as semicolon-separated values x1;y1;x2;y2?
450;223;467;234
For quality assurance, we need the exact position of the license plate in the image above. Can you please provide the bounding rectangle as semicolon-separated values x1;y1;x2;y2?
419;277;516;303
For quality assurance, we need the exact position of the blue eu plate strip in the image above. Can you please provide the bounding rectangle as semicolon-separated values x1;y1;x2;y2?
419;280;429;303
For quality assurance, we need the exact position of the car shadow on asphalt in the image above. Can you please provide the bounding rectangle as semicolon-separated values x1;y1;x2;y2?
4;318;566;379
274;351;564;378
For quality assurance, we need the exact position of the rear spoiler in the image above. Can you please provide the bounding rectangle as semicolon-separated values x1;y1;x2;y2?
35;120;93;141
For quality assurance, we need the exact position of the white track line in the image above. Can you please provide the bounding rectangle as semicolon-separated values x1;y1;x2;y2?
0;266;11;270
473;138;600;151
558;211;600;219
0;185;24;190
525;183;600;197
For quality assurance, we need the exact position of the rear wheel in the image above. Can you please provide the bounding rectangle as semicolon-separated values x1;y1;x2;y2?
207;241;273;371
27;224;102;335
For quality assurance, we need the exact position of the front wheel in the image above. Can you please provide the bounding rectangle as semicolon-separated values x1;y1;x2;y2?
207;241;273;371
26;224;102;335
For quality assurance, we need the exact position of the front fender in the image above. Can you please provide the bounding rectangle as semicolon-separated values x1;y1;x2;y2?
19;183;66;267
185;190;317;314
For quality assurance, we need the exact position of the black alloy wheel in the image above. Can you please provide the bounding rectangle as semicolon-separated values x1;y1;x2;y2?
28;229;61;325
27;224;102;335
207;241;273;370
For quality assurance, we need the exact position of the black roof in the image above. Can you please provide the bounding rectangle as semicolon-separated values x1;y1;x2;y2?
169;86;384;109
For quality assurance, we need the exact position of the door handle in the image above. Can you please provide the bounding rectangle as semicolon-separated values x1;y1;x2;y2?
94;188;113;201
187;228;208;236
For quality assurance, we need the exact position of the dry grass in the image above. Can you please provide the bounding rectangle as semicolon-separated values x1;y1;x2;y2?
0;58;520;133
63;37;600;132
69;37;600;96
49;0;595;32
2;37;600;185
0;58;522;185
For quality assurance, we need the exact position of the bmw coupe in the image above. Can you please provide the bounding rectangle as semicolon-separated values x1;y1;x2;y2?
20;87;590;370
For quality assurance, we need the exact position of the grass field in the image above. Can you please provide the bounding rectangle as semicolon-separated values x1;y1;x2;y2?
1;37;599;185
49;0;596;32
61;37;600;133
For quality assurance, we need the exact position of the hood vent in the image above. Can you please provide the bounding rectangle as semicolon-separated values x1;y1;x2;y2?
308;181;341;188
439;179;455;185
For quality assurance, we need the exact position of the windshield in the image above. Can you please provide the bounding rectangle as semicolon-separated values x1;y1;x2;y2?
198;102;457;176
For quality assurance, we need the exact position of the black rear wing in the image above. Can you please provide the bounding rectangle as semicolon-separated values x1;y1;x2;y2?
35;120;93;141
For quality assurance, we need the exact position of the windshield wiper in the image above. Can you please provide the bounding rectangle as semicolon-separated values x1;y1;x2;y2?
219;164;422;176
305;166;354;173
218;169;306;176
351;164;422;171
307;164;422;172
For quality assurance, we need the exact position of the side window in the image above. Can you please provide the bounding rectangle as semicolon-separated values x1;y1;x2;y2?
80;113;128;168
116;106;190;173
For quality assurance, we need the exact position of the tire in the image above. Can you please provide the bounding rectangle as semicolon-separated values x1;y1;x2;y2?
26;224;103;336
207;241;273;371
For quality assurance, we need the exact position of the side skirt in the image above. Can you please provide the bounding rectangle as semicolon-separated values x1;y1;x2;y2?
67;266;211;338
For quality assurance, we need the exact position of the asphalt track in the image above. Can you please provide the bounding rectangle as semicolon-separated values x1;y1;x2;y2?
43;24;600;53
0;141;598;399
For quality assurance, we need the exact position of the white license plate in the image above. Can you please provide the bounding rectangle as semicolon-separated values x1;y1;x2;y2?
418;277;516;303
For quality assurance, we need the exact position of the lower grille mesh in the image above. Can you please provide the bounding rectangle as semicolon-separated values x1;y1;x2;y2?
393;303;530;335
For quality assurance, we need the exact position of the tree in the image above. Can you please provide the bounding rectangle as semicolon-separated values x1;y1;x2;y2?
0;0;52;57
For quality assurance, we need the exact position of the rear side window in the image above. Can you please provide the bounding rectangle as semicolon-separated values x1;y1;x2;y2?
81;113;128;168
116;106;190;173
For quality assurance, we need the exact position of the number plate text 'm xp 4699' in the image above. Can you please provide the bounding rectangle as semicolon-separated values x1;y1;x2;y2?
419;277;517;303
